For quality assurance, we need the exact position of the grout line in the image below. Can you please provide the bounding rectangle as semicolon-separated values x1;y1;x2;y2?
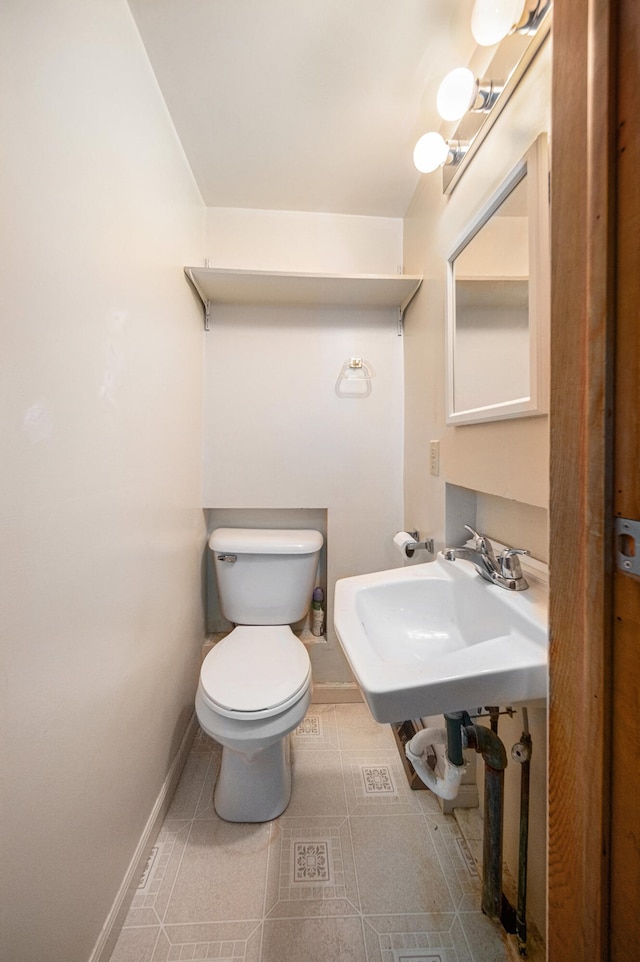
343;806;364;918
261;813;276;921
157;813;197;928
150;919;264;927
193;749;218;819
150;926;162;960
358;915;371;962
429;827;460;914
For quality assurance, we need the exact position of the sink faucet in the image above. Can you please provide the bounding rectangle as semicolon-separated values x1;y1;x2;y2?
443;525;529;591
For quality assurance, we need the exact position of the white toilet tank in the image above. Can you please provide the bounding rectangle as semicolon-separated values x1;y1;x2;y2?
210;528;323;625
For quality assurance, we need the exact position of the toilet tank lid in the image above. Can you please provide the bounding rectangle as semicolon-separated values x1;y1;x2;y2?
209;527;323;555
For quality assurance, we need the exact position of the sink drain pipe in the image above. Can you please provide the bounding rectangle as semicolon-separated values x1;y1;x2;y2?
462;718;508;921
406;711;507;921
404;724;467;800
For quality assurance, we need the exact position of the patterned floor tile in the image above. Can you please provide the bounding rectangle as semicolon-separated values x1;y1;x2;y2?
334;703;398;752
362;913;468;962
458;912;512;962
155;922;261;962
123;821;192;927
110;925;161;962
261;916;367;962
285;749;348;817
193;754;222;819
265;816;359;917
342;751;423;816
350;814;457;916
291;705;340;751
425;817;481;912
110;706;515;962
163;819;271;925
191;725;221;756
166;753;217;820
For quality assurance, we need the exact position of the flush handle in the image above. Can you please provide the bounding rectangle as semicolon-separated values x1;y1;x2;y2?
217;554;237;563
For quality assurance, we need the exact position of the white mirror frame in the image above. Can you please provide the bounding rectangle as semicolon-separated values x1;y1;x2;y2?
446;133;550;425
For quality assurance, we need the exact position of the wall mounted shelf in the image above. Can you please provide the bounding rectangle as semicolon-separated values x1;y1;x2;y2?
184;266;423;332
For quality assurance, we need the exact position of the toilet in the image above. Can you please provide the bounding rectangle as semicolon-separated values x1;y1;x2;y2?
195;527;323;822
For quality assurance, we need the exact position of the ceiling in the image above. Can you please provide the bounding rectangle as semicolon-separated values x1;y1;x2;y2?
127;0;476;218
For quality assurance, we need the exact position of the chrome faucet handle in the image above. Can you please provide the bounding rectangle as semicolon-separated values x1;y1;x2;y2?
463;525;496;561
497;547;528;579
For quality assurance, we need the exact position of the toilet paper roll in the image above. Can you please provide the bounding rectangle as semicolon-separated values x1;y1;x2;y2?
393;531;418;559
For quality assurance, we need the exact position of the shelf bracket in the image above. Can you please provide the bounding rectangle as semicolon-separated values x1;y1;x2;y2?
397;277;422;336
184;266;213;331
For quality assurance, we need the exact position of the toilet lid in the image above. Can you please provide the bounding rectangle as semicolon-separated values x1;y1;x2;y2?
199;626;311;719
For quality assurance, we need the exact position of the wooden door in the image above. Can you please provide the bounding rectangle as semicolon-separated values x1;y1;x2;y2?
610;0;640;956
549;0;640;958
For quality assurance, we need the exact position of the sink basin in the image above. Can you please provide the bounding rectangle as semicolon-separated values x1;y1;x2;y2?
333;555;548;723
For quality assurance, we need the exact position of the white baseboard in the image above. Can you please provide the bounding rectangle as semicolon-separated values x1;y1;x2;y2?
88;713;198;962
312;682;363;704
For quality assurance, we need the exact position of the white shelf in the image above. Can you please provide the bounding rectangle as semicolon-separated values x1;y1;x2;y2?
184;266;423;329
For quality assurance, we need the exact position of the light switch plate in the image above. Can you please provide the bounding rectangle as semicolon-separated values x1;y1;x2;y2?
429;440;440;477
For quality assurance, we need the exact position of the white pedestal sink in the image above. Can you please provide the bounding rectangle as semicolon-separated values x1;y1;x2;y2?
333;554;548;723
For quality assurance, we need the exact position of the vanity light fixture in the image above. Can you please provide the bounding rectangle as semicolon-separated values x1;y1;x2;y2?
471;0;526;45
414;0;551;181
436;67;504;122
471;0;551;46
514;0;553;35
413;132;469;174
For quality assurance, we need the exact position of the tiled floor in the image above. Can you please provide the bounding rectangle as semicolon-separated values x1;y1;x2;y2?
111;703;513;962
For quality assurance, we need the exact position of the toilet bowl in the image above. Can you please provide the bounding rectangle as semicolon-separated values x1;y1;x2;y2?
196;527;323;822
196;625;312;821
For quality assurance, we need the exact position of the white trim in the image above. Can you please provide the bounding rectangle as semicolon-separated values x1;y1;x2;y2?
312;682;362;704
87;713;198;962
446;133;550;425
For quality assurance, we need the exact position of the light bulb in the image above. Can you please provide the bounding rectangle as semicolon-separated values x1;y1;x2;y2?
471;0;526;45
413;132;450;173
437;68;477;122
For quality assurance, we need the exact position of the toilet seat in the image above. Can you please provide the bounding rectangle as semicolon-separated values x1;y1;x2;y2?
199;625;311;720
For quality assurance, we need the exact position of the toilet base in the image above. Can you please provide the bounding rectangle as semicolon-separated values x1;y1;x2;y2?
214;735;292;822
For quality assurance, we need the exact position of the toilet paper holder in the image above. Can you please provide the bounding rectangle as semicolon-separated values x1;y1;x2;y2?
406;531;435;556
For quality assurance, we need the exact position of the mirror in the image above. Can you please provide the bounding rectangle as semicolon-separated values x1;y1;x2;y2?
446;134;550;425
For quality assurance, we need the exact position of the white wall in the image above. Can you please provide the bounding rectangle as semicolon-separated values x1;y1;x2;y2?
0;2;552;951
0;3;206;961
402;40;551;937
202;208;405;685
205;207;404;274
